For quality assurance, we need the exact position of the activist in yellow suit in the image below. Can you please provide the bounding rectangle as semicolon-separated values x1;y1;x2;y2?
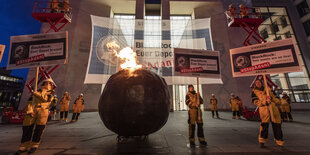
252;79;284;148
59;92;71;122
71;93;85;122
210;94;219;118
280;92;293;122
185;85;207;147
230;94;241;119
16;79;54;154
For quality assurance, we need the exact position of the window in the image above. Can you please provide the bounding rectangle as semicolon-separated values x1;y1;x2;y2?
274;35;282;41
284;31;292;38
270;22;279;33
280;16;288;28
296;1;310;17
260;28;268;39
303;20;310;36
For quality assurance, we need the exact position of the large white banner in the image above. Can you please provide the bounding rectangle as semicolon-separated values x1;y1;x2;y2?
85;15;222;85
7;32;68;69
230;38;302;77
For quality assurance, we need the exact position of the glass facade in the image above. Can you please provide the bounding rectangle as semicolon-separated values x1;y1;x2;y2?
257;7;310;103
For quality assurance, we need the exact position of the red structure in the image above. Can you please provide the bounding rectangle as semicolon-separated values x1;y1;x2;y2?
226;7;266;46
26;1;72;93
32;1;72;33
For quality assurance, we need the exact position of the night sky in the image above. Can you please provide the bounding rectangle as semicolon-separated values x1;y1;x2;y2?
0;0;42;80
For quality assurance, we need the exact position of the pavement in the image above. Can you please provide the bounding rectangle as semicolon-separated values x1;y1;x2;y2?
1;111;310;155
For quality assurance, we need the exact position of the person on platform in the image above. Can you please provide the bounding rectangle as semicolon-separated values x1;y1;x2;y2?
15;79;55;154
71;93;85;122
185;85;207;147
280;92;293;122
228;4;237;18
51;0;59;13
50;95;58;120
230;93;241;119
59;92;71;122
210;94;219;118
240;4;250;18
252;79;284;148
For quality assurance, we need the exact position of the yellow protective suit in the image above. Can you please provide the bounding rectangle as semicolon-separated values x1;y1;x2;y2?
20;89;54;150
210;97;218;110
230;97;240;112
51;0;59;12
280;98;290;113
73;98;84;113
252;86;284;146
59;95;71;112
185;91;205;143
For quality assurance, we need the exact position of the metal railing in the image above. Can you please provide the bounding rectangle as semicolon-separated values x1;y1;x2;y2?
32;1;72;19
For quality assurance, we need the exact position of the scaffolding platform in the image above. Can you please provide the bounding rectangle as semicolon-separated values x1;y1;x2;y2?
225;7;266;46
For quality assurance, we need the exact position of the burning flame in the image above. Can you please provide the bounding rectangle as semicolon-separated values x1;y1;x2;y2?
106;41;142;71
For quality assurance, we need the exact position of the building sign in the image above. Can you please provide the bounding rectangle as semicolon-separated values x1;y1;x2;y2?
174;48;221;79
0;44;5;63
230;38;302;77
7;32;68;69
84;15;222;85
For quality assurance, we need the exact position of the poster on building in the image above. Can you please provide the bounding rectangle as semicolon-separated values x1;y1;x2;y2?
0;44;5;63
84;15;223;85
230;38;302;77
7;31;68;69
174;48;221;79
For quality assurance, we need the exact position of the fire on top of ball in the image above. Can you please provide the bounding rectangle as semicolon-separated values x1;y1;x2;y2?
106;41;142;72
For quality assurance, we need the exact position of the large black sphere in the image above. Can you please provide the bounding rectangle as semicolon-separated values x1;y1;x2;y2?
98;69;170;136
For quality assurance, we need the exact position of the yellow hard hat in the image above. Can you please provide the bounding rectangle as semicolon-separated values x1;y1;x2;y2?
229;4;233;7
239;4;244;7
64;91;69;94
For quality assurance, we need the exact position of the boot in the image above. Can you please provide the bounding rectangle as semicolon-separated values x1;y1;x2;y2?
260;143;265;148
199;140;207;146
27;147;37;154
15;150;27;155
190;141;195;147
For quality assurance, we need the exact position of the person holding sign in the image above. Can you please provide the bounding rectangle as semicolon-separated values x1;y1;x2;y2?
252;79;284;147
59;92;71;122
16;79;55;154
210;94;219;118
185;85;207;147
280;92;293;122
230;93;241;119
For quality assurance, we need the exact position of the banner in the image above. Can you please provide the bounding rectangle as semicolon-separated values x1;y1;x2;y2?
7;32;68;69
0;44;5;63
174;48;221;79
230;38;302;77
85;15;222;85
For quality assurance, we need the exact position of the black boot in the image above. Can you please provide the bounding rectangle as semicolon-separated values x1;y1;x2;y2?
190;141;196;147
200;141;207;146
27;147;37;154
260;143;265;148
15;150;27;155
